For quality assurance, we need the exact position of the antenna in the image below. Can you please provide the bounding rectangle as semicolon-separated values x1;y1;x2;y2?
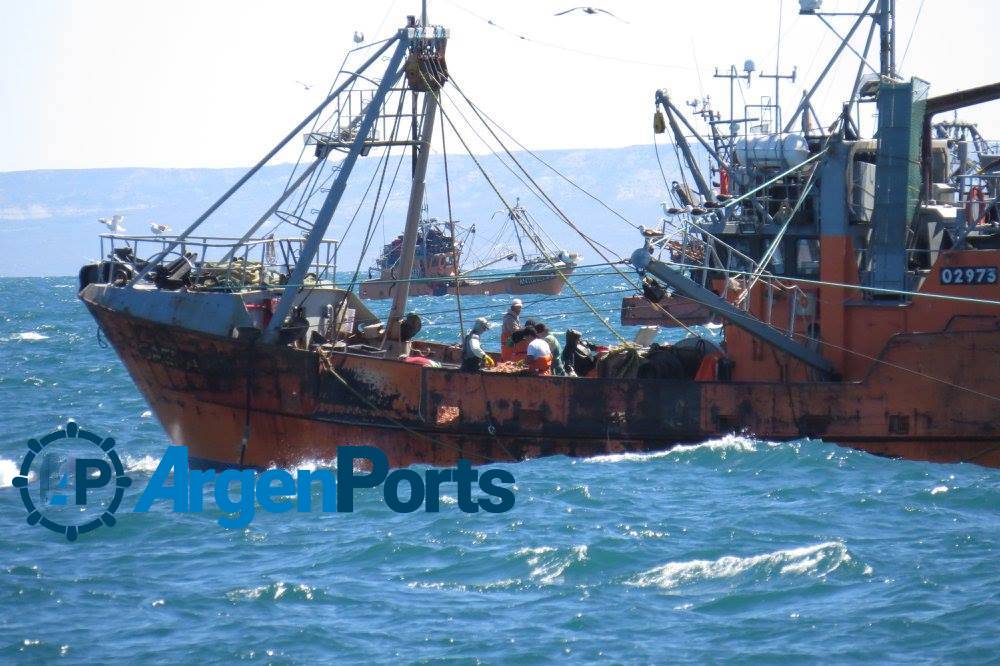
713;63;754;136
759;66;797;130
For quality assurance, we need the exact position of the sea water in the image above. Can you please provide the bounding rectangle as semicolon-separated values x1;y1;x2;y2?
0;276;997;662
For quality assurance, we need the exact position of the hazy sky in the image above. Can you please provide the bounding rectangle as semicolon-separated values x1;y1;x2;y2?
2;0;998;172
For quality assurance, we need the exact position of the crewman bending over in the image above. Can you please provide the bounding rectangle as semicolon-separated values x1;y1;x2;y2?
500;298;522;362
461;317;496;372
524;325;553;375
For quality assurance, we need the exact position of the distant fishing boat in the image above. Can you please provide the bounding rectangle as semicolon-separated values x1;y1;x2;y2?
80;2;1000;470
359;210;581;299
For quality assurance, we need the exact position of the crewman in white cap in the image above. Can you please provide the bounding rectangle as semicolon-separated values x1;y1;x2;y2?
461;317;495;372
500;298;523;362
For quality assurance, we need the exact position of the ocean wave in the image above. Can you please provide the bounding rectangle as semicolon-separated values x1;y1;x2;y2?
628;541;858;590
515;544;589;585
584;434;759;464
0;458;23;488
225;581;321;603
4;331;49;342
122;454;162;474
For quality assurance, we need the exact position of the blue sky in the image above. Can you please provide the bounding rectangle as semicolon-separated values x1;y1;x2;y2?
2;0;999;172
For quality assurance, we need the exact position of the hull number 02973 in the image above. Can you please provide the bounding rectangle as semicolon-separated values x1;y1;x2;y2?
940;266;998;285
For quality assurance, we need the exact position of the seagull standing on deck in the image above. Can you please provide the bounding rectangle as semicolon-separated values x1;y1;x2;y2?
554;6;628;22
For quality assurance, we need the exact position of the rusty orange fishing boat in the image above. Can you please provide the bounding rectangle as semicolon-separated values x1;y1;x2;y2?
80;3;1000;470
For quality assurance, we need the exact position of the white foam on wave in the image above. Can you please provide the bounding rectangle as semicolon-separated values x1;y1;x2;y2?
226;581;318;602
0;458;22;488
628;541;853;590
284;458;337;472
930;485;949;495
6;331;49;342
584;434;758;464
516;544;589;585
122;454;161;474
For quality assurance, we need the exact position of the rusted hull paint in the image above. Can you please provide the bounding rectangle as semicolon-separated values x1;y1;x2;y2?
84;300;1000;469
360;268;572;300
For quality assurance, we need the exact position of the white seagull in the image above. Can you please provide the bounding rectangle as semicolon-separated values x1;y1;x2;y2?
98;215;126;234
150;223;171;235
295;80;312;91
353;31;365;44
554;6;628;22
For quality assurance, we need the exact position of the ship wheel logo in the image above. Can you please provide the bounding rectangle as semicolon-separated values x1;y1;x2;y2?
12;421;132;541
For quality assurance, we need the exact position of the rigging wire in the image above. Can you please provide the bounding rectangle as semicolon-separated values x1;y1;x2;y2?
444;74;705;336
442;0;700;72
440;116;466;338
452;82;645;232
438;85;623;260
416;70;630;343
898;0;926;70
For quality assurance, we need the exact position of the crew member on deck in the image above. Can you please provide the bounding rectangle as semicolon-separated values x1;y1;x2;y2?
500;299;522;362
524;325;553;375
534;322;565;376
461;317;496;372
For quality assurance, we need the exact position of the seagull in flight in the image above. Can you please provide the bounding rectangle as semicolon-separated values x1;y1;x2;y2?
150;223;171;235
554;6;628;22
98;215;126;234
295;80;312;91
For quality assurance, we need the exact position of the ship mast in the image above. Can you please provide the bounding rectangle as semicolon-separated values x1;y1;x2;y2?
385;9;448;355
878;0;895;78
259;17;448;344
386;93;438;352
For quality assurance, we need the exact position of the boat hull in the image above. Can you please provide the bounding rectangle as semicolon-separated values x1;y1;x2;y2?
83;296;1000;469
360;267;573;300
621;294;713;327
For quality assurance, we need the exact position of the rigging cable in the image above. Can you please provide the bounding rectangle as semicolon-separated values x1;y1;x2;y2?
441;118;466;338
898;0;926;70
444;75;702;336
453;81;645;232
442;0;700;72
416;70;630;343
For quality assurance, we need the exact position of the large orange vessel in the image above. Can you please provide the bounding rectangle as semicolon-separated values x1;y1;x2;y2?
80;5;1000;469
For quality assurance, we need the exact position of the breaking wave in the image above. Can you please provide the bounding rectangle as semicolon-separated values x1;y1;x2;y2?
122;454;162;474
226;582;322;603
584;434;759;464
515;544;589;585
5;331;49;342
0;458;22;488
629;541;858;590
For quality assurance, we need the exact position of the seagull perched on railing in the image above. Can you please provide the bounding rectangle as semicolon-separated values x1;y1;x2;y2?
98;215;126;234
150;223;171;235
554;6;627;22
